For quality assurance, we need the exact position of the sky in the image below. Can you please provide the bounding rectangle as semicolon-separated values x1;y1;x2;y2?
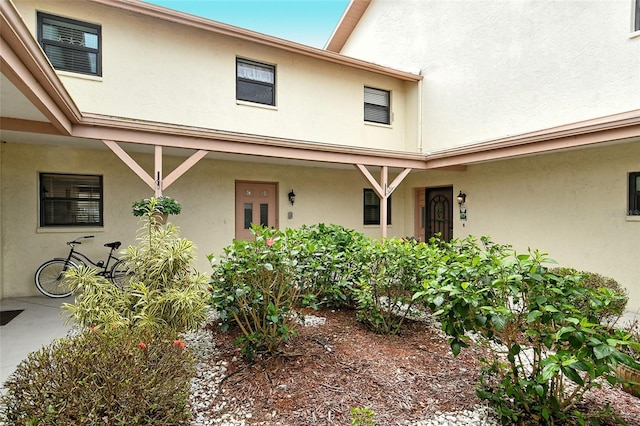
144;0;350;48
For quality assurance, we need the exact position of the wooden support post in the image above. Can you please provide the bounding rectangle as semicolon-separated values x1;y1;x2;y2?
154;145;162;197
103;140;155;190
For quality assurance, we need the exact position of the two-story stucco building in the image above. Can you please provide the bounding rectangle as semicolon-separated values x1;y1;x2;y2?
1;0;639;310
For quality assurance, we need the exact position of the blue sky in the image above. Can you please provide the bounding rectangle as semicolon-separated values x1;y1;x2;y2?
144;0;350;48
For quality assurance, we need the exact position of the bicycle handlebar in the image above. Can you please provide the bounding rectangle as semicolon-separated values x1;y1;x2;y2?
67;235;95;246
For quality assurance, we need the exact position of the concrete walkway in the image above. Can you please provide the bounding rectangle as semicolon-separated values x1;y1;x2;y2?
1;296;74;385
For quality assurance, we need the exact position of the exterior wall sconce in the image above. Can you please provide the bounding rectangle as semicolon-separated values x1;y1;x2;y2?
288;190;296;205
457;191;467;222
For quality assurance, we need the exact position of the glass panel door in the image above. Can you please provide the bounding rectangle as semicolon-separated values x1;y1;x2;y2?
235;182;278;240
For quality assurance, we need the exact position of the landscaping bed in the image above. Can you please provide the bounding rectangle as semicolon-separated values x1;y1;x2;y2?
190;308;640;425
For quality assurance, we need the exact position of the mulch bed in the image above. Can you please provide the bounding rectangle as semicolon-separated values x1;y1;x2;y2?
206;308;640;425
209;308;488;425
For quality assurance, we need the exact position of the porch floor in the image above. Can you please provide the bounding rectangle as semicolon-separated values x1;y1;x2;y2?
1;296;73;386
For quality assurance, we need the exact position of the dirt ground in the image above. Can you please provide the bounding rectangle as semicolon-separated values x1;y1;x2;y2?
207;308;640;426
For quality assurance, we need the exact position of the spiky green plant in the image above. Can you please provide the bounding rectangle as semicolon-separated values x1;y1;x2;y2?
64;207;208;332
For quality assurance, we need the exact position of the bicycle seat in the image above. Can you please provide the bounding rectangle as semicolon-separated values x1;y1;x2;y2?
104;241;121;249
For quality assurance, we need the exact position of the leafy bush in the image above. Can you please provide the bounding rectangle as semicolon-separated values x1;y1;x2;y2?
350;406;376;426
0;327;193;425
63;211;209;332
290;223;369;308
132;196;181;216
414;236;634;424
617;320;640;365
355;238;440;334
210;226;306;358
550;267;628;325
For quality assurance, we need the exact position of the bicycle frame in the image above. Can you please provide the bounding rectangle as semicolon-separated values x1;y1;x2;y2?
35;236;126;298
63;237;120;276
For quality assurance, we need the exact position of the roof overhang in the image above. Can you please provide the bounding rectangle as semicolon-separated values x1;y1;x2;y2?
325;0;371;53
89;0;420;82
0;0;81;135
76;114;431;169
424;109;640;169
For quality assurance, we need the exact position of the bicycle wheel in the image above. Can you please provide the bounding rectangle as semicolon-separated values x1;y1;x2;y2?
109;259;130;289
34;259;79;298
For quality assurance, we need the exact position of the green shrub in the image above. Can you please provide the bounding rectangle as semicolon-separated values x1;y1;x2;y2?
0;327;193;425
210;226;307;358
414;236;634;425
355;238;438;334
63;211;209;332
290;223;369;308
550;267;628;325
350;406;376;426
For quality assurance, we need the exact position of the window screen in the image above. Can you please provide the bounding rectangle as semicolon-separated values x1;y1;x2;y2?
630;172;640;215
237;58;276;106
37;12;101;76
363;188;391;225
364;87;390;125
40;173;103;226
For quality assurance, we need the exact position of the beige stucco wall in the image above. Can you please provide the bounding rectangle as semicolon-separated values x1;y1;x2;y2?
14;0;419;153
2;139;639;312
404;140;640;312
0;141;410;298
342;0;640;151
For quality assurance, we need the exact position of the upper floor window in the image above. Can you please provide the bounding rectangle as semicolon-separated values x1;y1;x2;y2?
363;188;391;225
629;172;640;216
40;173;103;227
635;0;640;32
236;58;276;106
37;12;101;76
364;86;390;125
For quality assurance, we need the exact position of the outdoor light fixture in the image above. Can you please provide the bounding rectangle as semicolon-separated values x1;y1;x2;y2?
288;189;296;205
457;191;467;205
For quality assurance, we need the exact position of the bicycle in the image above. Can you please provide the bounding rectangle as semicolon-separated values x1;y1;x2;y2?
34;235;129;298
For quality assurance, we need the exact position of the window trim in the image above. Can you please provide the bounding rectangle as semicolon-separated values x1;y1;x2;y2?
37;12;102;76
363;188;392;225
236;57;276;106
629;171;640;216
364;86;391;125
39;173;104;227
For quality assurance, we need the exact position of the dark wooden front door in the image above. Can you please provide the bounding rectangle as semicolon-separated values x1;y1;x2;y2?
425;187;453;242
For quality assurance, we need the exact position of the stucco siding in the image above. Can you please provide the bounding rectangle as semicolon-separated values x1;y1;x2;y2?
405;140;640;311
0;141;409;298
14;1;418;153
341;0;640;151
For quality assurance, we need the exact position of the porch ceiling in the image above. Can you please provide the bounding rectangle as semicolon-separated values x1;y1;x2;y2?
0;74;47;122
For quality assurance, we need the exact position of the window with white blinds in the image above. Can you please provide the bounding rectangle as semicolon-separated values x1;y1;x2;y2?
364;87;390;125
37;13;101;76
237;58;276;106
363;189;391;225
40;173;103;227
